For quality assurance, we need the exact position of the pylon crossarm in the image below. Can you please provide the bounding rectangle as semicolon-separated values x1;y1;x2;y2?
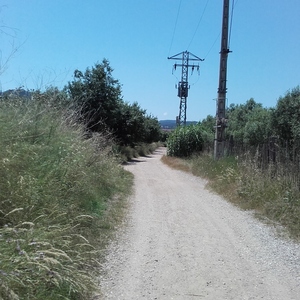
168;51;204;62
188;52;205;61
167;52;185;60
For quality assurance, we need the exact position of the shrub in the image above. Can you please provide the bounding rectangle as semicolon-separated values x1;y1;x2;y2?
167;124;204;157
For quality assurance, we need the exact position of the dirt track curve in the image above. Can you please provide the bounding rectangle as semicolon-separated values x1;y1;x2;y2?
100;148;300;300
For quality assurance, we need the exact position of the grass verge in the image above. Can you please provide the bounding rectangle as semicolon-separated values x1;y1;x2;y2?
0;98;133;299
162;152;300;240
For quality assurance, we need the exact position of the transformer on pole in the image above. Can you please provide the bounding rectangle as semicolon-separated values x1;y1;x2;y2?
214;0;231;159
168;51;204;126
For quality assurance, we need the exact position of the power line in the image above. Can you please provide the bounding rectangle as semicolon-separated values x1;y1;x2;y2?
187;0;210;50
168;0;182;57
204;31;221;59
228;0;241;48
205;0;238;60
228;0;235;48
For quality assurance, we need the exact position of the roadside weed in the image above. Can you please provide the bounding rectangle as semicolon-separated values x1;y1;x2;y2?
0;99;132;299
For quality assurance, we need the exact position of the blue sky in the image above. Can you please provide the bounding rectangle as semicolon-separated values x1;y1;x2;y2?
1;0;300;121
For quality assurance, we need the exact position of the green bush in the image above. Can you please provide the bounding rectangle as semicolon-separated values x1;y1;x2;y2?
167;124;204;157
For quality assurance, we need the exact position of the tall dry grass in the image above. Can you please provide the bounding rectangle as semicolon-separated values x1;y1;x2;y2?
0;97;133;299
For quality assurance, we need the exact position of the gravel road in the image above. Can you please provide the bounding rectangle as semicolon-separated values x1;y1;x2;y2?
100;148;300;300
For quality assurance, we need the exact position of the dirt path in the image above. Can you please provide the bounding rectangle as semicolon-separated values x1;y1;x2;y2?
100;148;300;300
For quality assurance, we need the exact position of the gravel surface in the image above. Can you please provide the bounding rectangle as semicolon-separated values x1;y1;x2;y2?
99;148;300;300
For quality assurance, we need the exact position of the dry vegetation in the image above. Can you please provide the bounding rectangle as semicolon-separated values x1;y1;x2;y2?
162;152;300;240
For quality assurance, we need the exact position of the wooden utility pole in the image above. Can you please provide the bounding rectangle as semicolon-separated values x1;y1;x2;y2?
214;0;231;159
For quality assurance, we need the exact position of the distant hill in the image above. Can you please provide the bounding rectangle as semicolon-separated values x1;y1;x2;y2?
159;120;197;130
159;120;176;129
1;88;32;99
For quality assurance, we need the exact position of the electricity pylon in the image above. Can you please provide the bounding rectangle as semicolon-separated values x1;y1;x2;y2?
168;51;204;126
214;0;231;159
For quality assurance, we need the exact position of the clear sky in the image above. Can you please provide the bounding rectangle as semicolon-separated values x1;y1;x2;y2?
1;0;300;121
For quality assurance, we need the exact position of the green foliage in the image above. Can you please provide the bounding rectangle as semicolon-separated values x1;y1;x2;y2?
66;59;123;133
143;115;161;144
160;130;170;144
167;124;204;157
226;98;273;145
66;60;162;146
116;102;161;146
119;102;146;145
198;114;215;145
210;87;300;147
0;98;132;299
243;107;273;145
271;86;300;144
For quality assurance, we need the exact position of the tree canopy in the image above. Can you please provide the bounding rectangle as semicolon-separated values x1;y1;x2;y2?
271;86;300;145
197;86;300;150
66;59;123;133
65;59;161;146
226;98;272;146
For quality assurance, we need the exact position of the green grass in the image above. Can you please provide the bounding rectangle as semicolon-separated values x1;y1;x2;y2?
0;98;133;299
162;151;300;240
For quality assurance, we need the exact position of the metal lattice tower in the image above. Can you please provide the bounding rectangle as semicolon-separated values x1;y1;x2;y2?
168;51;204;126
214;0;231;159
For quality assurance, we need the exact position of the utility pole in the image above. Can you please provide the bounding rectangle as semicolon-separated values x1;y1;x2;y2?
168;51;204;126
214;0;231;159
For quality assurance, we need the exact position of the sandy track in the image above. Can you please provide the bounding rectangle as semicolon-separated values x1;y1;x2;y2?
100;148;300;300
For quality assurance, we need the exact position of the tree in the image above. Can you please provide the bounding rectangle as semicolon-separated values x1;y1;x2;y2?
243;107;272;145
226;98;272;146
199;115;215;145
143;115;161;144
66;60;161;146
271;86;300;144
117;102;147;146
66;59;123;133
116;102;161;146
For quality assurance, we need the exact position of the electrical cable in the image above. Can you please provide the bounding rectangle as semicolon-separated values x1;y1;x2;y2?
205;0;239;59
187;0;210;50
228;0;236;49
204;31;221;60
168;0;182;57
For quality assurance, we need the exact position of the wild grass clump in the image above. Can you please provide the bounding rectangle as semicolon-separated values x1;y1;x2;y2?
135;142;161;157
160;155;191;173
115;142;162;162
0;98;133;299
162;151;300;239
236;154;300;237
